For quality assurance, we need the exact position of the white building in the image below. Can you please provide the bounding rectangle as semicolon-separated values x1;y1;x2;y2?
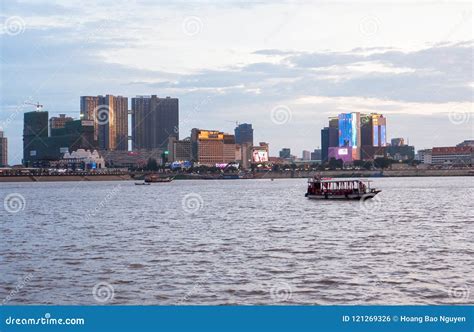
416;149;432;164
62;149;106;169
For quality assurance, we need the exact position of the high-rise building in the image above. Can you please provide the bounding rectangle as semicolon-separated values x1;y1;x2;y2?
337;112;362;161
50;114;73;129
23;109;99;166
80;95;128;151
235;123;253;145
321;126;338;163
302;150;311;160
360;113;386;160
191;129;235;166
311;149;321;161
0;131;8;167
23;110;49;165
132;96;179;151
168;137;192;162
279;148;291;159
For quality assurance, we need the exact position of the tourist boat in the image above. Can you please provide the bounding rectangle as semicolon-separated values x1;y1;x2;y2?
305;176;381;200
144;175;173;183
135;182;150;186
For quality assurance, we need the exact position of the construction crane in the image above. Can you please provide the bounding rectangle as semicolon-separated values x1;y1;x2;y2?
225;120;240;127
25;101;43;111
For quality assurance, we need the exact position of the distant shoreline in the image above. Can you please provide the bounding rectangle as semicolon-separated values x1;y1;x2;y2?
0;168;472;182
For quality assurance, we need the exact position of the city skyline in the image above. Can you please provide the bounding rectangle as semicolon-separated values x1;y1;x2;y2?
1;1;473;164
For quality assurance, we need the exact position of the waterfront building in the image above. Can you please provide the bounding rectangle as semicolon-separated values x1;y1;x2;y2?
80;95;128;151
279;148;291;159
310;149;321;161
391;137;405;146
168;137;192;162
23;110;99;166
360;113;387;160
386;137;414;161
191;129;236;166
416;149;432;164
100;149;163;168
457;140;474;147
0;131;7;167
23;110;49;166
60;149;105;169
321;126;338;163
132;95;179;151
431;146;473;166
50;114;73;129
234;123;254;145
302;150;311;161
223;134;236;163
238;142;253;169
338;112;361;161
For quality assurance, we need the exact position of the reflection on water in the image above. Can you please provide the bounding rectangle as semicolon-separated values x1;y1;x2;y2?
0;177;473;304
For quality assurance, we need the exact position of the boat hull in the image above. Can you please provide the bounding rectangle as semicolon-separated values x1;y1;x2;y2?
305;191;380;200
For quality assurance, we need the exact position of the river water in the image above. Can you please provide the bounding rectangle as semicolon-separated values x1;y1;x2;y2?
0;177;473;305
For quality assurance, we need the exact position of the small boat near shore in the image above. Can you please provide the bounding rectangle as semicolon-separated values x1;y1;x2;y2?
144;175;173;183
305;176;381;200
135;182;151;186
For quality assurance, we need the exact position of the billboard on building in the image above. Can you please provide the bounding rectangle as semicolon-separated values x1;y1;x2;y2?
252;149;269;163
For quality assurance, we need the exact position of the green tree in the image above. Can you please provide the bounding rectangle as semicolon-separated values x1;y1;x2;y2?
146;158;159;171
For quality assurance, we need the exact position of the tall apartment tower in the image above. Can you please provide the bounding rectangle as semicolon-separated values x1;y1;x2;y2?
80;95;128;151
234;123;253;145
0;131;8;167
132;96;179;150
23;111;49;165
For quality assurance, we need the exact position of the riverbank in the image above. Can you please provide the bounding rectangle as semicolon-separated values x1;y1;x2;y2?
0;168;472;182
0;174;131;182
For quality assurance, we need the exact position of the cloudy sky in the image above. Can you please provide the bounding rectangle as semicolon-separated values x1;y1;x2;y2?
0;0;472;163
